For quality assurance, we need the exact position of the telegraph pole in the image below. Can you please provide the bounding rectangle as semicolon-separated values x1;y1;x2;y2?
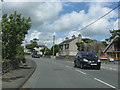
53;35;55;56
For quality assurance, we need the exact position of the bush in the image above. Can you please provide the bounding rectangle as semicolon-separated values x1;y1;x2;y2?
65;54;69;56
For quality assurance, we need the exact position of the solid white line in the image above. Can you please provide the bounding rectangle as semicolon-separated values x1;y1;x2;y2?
94;78;116;88
65;65;72;68
75;69;86;75
109;68;113;70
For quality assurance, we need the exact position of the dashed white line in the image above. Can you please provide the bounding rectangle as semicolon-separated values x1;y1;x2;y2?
65;65;72;68
94;78;116;89
101;66;117;71
75;69;86;75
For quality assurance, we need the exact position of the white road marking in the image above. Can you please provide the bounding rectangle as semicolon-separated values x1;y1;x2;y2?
112;69;117;71
101;66;117;71
75;69;86;75
65;65;72;68
94;78;116;88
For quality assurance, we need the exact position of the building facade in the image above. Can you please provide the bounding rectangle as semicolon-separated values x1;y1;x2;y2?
59;35;82;56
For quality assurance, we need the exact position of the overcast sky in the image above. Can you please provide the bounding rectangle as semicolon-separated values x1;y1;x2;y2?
1;0;119;48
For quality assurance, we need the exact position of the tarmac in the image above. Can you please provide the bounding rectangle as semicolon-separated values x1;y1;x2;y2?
2;58;36;89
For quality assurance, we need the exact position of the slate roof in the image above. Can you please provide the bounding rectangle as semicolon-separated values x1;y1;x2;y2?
103;35;119;53
59;38;76;45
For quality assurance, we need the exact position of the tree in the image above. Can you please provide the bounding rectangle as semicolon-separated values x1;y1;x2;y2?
109;29;120;50
26;38;39;52
82;38;97;43
76;41;84;51
2;11;31;60
30;38;39;44
51;44;60;56
76;38;96;51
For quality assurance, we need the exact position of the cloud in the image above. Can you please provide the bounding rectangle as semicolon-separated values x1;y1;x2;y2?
42;2;117;37
2;1;118;47
2;1;62;30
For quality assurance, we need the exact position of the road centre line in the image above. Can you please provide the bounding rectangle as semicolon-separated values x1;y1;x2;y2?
75;69;86;75
94;78;116;89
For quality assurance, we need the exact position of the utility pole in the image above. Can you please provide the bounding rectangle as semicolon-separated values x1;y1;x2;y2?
53;35;55;56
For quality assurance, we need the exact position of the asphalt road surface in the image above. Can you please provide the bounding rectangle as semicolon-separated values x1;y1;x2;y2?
22;56;119;89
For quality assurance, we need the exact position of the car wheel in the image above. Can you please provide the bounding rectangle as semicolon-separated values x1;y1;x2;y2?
80;63;84;69
74;61;77;67
96;65;100;70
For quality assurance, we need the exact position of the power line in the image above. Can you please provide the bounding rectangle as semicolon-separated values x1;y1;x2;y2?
77;3;120;32
61;2;120;38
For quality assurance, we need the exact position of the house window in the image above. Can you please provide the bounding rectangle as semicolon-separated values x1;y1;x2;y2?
65;44;69;50
60;45;63;51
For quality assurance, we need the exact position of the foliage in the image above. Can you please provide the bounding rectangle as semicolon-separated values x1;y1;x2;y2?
106;29;120;50
51;44;60;56
76;41;84;51
26;38;39;52
30;38;39;44
16;46;25;61
2;11;31;60
40;47;47;55
101;41;108;46
65;54;69;56
82;38;97;43
44;48;52;55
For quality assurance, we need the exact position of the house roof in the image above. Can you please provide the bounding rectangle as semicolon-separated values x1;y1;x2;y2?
103;35;119;53
59;38;76;45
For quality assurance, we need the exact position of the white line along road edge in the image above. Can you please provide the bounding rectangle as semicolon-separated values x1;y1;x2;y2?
75;69;86;75
94;78;116;88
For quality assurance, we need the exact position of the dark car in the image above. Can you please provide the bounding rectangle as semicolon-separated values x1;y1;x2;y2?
74;52;101;70
31;52;41;58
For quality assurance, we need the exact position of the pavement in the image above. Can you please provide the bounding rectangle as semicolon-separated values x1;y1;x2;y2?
22;56;119;89
2;58;37;89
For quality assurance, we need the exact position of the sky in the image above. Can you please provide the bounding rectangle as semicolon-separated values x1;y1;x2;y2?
1;0;119;48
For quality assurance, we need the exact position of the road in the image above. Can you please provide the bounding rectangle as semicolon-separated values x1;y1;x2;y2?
22;56;119;89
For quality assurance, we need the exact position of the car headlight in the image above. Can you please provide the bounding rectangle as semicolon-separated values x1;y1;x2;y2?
98;59;101;62
83;59;88;62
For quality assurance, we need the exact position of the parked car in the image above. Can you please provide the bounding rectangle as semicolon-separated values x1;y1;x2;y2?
74;52;101;70
99;55;108;60
31;52;41;58
108;57;115;62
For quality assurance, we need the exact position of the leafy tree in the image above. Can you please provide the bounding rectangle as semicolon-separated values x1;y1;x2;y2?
44;48;52;55
76;41;84;51
26;38;39;52
40;48;46;55
101;41;108;46
51;44;60;56
82;38;97;43
76;38;97;52
2;11;31;60
30;38;39;44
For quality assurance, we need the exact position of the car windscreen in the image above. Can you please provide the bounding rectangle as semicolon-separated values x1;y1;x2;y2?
81;53;98;60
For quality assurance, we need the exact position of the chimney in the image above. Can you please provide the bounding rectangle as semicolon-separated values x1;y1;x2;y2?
72;35;76;39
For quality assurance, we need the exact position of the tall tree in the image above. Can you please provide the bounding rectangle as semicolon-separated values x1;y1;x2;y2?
2;11;31;60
